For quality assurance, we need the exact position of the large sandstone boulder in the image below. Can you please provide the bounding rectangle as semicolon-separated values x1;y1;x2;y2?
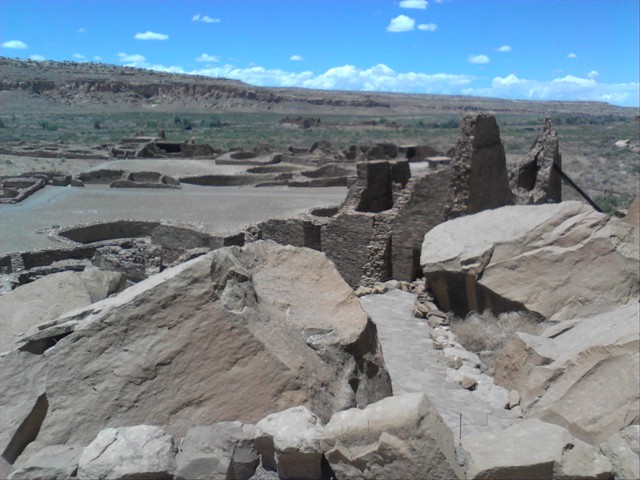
77;425;177;480
445;113;512;219
421;201;639;320
320;393;463;480
8;444;82;480
7;242;391;452
175;422;258;480
0;351;47;464
255;406;324;480
494;303;639;444
460;419;612;480
600;425;639;480
0;268;125;352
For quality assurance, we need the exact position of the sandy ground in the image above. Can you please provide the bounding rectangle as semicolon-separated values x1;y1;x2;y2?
0;184;346;255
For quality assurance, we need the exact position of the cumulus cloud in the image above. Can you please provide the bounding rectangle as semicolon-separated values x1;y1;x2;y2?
168;63;473;94
2;40;28;49
496;45;511;52
117;52;146;64
567;52;577;59
399;0;428;9
418;23;437;31
29;54;46;61
464;73;639;106
290;55;303;61
134;31;169;41
192;14;221;23
387;15;415;32
196;53;220;62
587;70;599;78
72;53;85;60
468;54;489;64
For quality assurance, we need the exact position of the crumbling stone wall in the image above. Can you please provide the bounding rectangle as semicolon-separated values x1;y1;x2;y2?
445;114;512;219
256;219;322;251
57;221;161;244
323;213;393;287
511;117;562;204
391;168;452;281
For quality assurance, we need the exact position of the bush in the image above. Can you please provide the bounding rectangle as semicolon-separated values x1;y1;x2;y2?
38;120;58;131
93;120;101;129
450;310;545;371
0;118;6;128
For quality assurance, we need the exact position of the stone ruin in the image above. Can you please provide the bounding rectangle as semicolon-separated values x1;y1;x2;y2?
111;136;216;158
0;114;565;294
253;114;565;288
511;117;562;205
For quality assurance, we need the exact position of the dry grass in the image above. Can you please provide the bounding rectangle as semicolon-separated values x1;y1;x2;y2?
450;310;546;372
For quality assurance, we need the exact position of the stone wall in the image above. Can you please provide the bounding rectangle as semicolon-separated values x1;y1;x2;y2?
445;114;512;219
391;168;452;281
256;219;322;251
56;220;161;244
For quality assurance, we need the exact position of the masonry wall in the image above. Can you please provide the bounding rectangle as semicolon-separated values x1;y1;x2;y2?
391;168;452;282
257;219;322;251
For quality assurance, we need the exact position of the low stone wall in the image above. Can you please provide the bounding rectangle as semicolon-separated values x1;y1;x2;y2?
256;219;322;251
56;220;161;244
179;175;271;186
78;170;125;184
18;245;98;270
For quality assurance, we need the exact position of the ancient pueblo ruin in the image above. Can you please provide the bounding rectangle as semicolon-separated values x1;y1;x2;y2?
0;62;639;480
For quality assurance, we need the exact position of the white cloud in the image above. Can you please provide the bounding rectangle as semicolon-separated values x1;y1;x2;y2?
387;15;415;32
117;52;146;64
168;63;473;94
196;53;220;62
496;45;511;52
134;31;169;41
468;54;489;64
587;70;599;78
2;40;28;49
193;14;221;23
567;52;577;59
72;53;85;60
463;73;639;106
77;27;86;33
399;0;428;9
94;56;102;61
29;55;46;61
290;55;303;61
418;23;437;31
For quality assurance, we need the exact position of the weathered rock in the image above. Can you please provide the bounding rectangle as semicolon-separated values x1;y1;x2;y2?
0;351;47;464
494;303;639;444
600;425;640;480
28;242;391;449
511;118;562;205
8;444;82;480
0;457;11;479
421;201;639;320
445;114;512;219
255;406;324;480
0;268;125;352
461;419;612;480
320;393;463;480
175;422;258;480
77;425;176;480
624;193;640;229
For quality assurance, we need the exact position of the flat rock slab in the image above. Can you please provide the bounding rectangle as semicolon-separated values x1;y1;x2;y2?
359;289;517;440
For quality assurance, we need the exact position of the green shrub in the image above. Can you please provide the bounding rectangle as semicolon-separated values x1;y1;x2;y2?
93;120;101;129
38;120;58;131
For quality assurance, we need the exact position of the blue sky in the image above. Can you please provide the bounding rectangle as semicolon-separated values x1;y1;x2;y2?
1;0;639;106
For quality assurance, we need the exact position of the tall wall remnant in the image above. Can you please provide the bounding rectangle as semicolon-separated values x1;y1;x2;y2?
445;114;512;219
511;117;562;205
